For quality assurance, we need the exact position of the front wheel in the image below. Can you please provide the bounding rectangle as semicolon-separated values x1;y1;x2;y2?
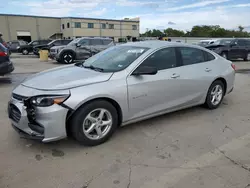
61;52;74;64
71;100;118;146
22;49;29;55
204;80;225;109
244;52;250;61
221;52;228;59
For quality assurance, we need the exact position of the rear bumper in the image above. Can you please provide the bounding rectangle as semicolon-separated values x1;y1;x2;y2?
0;61;14;75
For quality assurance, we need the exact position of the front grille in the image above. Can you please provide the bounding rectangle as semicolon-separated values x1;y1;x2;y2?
12;93;28;101
9;104;21;123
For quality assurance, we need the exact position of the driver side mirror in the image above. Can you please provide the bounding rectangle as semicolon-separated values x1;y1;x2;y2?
132;66;158;76
76;43;81;47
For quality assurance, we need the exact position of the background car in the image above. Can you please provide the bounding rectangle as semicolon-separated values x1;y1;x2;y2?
17;39;52;55
56;37;115;64
205;38;250;61
33;39;72;56
7;40;28;53
0;43;14;76
197;39;216;47
8;41;235;146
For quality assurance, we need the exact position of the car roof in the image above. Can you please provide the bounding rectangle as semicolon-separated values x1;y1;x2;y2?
79;37;113;40
120;40;202;49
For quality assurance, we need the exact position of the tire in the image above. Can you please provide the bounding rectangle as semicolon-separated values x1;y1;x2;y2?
71;100;118;146
22;48;29;55
221;52;228;59
243;52;250;61
61;51;75;64
204;80;225;109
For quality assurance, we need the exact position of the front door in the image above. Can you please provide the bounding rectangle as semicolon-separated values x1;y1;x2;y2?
127;47;183;120
75;39;91;60
229;40;246;59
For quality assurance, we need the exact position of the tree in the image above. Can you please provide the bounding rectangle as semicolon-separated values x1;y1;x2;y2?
238;25;244;32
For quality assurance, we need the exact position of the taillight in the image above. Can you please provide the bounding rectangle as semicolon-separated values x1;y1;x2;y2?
231;63;236;71
0;51;7;57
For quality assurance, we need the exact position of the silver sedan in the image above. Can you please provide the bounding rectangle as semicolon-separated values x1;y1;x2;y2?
8;41;235;146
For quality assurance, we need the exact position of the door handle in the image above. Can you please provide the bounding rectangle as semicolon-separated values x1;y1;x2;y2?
171;73;180;78
205;68;212;72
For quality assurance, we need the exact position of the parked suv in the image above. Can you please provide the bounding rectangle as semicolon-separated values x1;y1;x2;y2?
56;37;115;64
17;39;52;55
33;39;72;55
7;40;28;53
205;38;250;61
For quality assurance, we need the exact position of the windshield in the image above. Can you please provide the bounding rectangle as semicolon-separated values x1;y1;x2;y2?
213;39;233;45
82;46;149;72
47;40;56;45
68;38;81;46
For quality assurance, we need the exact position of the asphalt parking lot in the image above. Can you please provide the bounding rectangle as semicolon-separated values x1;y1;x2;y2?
1;58;250;188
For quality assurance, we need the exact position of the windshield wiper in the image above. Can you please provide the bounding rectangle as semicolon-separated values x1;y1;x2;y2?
83;65;104;72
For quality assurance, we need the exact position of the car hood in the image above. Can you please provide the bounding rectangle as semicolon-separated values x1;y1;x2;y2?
21;64;113;90
34;44;48;49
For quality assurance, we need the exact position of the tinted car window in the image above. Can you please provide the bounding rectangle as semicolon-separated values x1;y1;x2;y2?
91;39;102;45
79;39;90;45
62;40;71;45
53;40;62;45
245;40;250;46
102;39;112;45
141;47;177;70
179;47;205;65
204;51;215;61
32;41;39;45
237;40;246;46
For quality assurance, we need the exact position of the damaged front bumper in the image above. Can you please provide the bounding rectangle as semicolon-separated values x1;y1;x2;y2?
8;85;71;142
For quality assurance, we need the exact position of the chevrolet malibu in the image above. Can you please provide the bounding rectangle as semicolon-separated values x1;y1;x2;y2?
8;41;235;146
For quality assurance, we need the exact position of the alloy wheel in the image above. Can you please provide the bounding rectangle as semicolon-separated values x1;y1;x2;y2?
82;108;113;140
63;54;73;64
210;85;223;106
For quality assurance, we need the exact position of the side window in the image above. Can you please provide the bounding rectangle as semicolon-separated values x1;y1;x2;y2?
79;39;90;45
102;39;112;45
62;40;71;45
32;41;39;45
238;40;246;46
91;39;102;45
140;48;177;71
179;47;205;65
53;40;62;45
203;51;215;61
245;40;250;46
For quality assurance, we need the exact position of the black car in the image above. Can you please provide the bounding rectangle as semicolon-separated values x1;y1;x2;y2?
0;43;14;76
205;38;250;61
7;40;28;53
17;39;52;55
33;39;72;55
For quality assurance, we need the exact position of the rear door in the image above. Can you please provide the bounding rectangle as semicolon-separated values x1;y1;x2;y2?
176;47;216;104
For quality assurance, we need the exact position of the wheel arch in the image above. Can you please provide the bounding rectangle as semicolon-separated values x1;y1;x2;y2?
66;97;123;136
212;77;227;95
59;49;76;60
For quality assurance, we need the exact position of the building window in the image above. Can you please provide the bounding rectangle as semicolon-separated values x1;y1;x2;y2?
109;24;114;29
101;23;106;29
88;23;94;28
62;24;65;29
67;23;70;28
75;22;81;28
132;25;137;30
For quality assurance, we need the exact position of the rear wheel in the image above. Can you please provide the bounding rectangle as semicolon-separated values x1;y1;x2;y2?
243;52;250;61
71;100;118;146
61;52;74;64
22;49;29;55
204;80;225;109
221;52;228;59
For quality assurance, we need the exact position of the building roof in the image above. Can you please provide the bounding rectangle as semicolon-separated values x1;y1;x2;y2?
0;13;139;23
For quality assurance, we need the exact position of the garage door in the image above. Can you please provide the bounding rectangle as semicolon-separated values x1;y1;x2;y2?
16;31;31;36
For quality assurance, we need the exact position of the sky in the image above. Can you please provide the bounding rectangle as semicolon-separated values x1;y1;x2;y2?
1;0;250;33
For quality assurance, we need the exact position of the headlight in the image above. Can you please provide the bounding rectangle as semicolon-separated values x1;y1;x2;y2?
30;95;69;107
17;46;20;49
